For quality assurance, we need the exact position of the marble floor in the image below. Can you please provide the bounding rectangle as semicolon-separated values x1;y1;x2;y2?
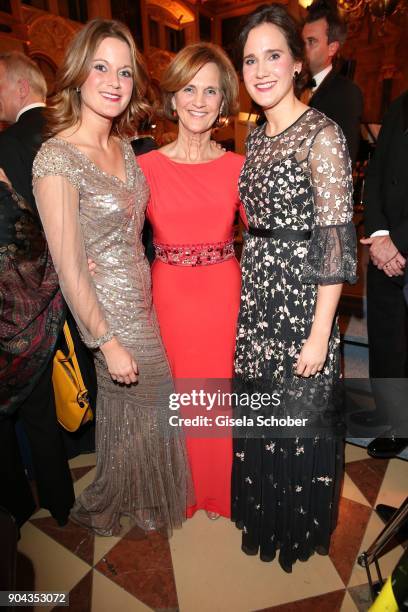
16;443;407;612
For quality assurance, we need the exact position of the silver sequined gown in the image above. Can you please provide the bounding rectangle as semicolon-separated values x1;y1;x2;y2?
33;137;193;536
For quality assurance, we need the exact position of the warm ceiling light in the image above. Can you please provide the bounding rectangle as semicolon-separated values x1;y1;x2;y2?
298;0;314;7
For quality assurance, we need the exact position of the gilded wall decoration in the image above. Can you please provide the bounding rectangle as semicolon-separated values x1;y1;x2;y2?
147;0;195;24
27;14;80;68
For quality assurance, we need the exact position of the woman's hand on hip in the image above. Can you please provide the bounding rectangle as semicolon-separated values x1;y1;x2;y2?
100;337;138;385
295;334;328;378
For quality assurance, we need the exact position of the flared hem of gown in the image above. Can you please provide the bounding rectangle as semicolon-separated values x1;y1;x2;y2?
231;425;343;573
70;382;194;539
69;503;180;538
233;518;335;573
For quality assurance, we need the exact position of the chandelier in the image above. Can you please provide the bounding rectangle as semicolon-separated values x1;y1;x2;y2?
337;0;407;20
298;0;408;34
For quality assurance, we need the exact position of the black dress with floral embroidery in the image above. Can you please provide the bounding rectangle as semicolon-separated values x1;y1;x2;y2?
232;109;357;572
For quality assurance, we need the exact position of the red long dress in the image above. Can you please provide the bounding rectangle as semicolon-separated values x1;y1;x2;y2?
138;150;244;518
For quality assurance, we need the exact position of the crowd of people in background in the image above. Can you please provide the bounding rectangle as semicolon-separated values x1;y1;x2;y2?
0;0;406;577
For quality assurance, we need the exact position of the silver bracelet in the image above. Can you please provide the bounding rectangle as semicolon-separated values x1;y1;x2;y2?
88;330;115;349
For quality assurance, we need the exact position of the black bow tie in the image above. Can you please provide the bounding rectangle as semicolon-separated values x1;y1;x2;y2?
306;78;317;89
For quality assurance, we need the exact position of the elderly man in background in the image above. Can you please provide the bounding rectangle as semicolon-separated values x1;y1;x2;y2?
0;52;47;207
0;52;74;528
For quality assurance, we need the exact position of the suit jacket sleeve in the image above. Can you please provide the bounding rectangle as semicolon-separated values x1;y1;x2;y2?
363;123;390;236
333;84;363;165
311;77;363;165
389;218;408;254
0;132;30;203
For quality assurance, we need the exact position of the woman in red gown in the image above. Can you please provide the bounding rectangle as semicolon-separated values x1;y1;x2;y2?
138;43;243;519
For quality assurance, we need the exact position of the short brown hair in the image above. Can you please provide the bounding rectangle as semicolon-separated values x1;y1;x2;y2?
305;1;347;46
0;51;47;100
45;19;151;138
161;42;239;123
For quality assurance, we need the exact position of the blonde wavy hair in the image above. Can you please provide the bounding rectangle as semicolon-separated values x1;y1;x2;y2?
45;19;151;138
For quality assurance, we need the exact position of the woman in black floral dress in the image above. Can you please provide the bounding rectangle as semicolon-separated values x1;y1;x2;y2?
232;5;357;572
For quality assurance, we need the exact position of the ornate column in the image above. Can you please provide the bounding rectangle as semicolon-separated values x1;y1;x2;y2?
28;14;79;68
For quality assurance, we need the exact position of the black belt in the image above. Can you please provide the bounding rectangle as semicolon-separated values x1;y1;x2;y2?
248;226;311;241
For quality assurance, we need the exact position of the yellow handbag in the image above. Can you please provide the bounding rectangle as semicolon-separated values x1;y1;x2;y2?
52;321;94;432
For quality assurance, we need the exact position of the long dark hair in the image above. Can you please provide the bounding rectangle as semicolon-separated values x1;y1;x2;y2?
237;4;306;88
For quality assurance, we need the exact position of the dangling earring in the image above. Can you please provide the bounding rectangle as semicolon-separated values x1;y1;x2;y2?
171;101;178;119
293;70;299;80
76;86;81;94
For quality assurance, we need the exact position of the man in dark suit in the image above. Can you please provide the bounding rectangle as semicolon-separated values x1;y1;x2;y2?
302;2;363;164
355;90;408;457
0;52;75;527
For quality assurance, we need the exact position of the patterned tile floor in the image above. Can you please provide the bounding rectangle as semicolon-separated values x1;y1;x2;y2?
16;443;407;612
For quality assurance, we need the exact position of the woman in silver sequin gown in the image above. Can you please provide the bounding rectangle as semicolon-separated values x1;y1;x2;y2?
32;20;192;536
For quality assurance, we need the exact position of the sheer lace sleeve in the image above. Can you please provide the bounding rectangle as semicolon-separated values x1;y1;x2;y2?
33;142;111;348
302;122;357;285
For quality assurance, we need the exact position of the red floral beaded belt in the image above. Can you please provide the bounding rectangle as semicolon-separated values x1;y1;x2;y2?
154;238;235;266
